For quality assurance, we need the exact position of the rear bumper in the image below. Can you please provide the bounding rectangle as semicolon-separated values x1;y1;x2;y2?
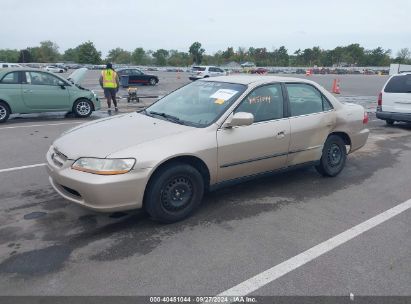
376;111;411;123
350;128;370;153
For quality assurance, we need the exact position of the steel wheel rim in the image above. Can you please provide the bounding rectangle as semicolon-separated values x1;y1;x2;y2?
327;143;342;167
150;79;156;85
0;105;7;120
161;176;193;212
76;101;91;116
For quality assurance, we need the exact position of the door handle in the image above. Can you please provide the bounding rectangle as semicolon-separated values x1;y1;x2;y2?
276;130;286;139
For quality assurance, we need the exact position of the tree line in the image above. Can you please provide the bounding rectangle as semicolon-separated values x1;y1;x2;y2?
1;40;410;67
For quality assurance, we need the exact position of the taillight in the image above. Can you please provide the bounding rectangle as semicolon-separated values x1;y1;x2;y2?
377;92;382;111
363;111;369;124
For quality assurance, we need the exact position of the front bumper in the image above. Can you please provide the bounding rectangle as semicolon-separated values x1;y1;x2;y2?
46;147;150;212
376;111;411;123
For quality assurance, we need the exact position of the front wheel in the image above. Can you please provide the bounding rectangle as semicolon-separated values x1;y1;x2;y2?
315;135;347;177
386;119;394;125
144;163;204;223
0;101;11;123
73;99;93;118
149;78;157;86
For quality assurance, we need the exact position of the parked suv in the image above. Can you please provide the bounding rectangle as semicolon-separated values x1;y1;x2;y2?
376;72;411;125
189;66;226;81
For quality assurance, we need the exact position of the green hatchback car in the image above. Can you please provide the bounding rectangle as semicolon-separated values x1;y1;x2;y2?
0;68;100;123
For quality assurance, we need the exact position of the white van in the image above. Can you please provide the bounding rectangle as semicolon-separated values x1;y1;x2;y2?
0;63;23;69
376;72;411;125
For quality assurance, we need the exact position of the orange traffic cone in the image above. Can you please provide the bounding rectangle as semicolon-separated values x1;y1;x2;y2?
335;82;341;94
332;79;341;94
331;79;337;92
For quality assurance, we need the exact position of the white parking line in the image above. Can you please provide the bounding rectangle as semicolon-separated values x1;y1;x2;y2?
0;121;82;130
0;163;46;173
218;198;411;296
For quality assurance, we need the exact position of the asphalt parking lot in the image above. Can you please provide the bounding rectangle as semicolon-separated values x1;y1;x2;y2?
0;72;410;297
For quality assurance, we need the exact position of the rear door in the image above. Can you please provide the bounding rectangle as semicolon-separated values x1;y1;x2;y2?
217;83;290;182
285;83;336;166
128;69;147;85
382;74;411;113
22;71;71;110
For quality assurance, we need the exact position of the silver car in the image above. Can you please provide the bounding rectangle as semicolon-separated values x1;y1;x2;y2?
47;76;369;223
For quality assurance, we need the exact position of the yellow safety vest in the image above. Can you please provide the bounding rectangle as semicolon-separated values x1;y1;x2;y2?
102;69;118;88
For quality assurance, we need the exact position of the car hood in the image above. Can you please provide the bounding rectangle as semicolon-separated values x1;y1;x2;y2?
53;113;193;159
67;67;87;85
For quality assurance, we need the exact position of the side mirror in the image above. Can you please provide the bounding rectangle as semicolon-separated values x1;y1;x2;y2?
223;112;254;128
58;80;66;89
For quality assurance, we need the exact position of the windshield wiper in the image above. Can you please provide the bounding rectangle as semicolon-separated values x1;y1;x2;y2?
148;111;184;124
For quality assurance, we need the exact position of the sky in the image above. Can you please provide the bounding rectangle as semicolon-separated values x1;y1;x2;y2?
1;0;411;57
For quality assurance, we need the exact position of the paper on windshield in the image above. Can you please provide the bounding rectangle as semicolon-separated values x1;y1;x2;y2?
210;89;238;101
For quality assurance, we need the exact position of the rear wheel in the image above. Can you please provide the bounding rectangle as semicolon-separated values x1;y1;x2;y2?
144;163;204;223
386;119;394;125
315;135;347;177
0;101;10;123
73;99;93;118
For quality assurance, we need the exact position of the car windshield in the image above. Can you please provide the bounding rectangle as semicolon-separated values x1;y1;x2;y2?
144;81;247;127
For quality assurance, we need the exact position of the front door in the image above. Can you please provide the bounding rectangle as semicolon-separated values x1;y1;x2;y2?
22;71;71;110
217;83;290;182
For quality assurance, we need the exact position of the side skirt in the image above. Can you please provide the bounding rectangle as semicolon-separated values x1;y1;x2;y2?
209;160;320;192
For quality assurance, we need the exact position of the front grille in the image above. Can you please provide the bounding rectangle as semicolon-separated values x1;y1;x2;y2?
53;148;68;161
51;147;68;168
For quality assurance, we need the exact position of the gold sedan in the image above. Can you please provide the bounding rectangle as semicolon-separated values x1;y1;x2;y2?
47;76;369;223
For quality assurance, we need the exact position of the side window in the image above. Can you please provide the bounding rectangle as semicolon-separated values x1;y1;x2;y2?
286;83;330;116
384;75;411;93
0;72;20;84
26;72;61;86
235;84;284;123
209;67;216;72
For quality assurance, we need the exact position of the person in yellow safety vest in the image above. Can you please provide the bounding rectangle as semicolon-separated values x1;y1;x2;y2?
99;63;120;113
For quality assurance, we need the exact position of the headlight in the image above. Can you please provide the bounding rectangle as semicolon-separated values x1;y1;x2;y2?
72;158;136;175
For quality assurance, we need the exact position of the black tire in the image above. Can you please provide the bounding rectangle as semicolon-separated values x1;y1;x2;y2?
144;163;204;223
0;101;10;123
386;119;394;125
315;135;347;177
73;99;93;118
149;78;157;86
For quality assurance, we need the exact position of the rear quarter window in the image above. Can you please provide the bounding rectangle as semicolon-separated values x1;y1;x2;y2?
384;75;411;93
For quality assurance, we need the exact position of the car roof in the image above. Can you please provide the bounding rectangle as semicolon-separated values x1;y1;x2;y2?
0;68;67;78
202;75;315;85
